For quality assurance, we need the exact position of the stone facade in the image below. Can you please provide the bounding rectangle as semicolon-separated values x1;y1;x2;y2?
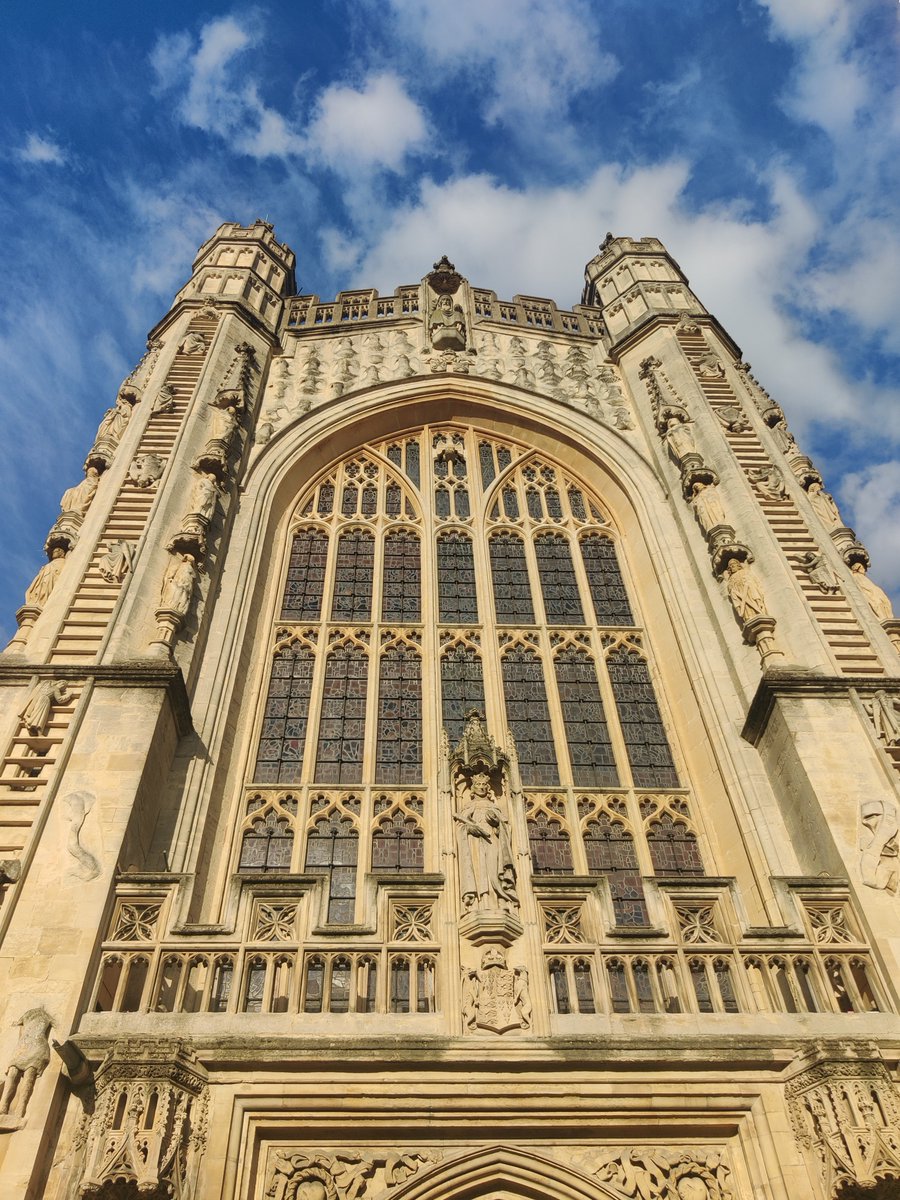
0;222;899;1199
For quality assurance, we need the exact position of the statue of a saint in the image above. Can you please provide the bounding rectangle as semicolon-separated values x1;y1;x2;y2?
59;468;100;517
189;471;219;522
690;482;727;534
850;562;894;622
91;396;132;450
98;540;134;583
664;417;697;462
866;691;900;747
18;680;70;735
209;403;239;444
806;481;842;529
724;558;767;624
24;547;67;609
453;771;517;913
750;465;787;501
158;553;198;616
178;331;207;355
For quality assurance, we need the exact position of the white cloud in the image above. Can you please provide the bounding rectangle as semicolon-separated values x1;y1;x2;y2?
15;133;66;166
840;461;900;600
307;73;428;172
150;16;305;159
387;0;617;130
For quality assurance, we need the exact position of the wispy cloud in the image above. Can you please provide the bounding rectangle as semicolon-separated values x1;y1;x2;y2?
15;132;67;165
307;73;428;173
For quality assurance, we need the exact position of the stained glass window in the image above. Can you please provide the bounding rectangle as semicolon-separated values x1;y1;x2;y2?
489;533;535;624
554;648;618;787
528;811;573;874
372;812;424;871
281;530;328;620
440;644;485;744
239;809;294;872
501;647;559;785
606;648;679;788
375;644;423;784
437;533;478;623
314;644;368;783
535;534;584;623
382;532;421;622
331;531;374;621
305;815;359;924
581;534;634;626
584;815;647;926
254;644;314;784
646;814;703;875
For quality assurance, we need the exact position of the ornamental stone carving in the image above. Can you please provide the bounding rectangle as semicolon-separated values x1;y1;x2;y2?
86;386;140;471
127;451;165;489
0;1007;53;1130
462;946;531;1033
749;464;787;501
178;330;207;355
720;557;782;665
75;1039;208;1200
59;467;100;518
713;405;750;433
864;690;900;749
24;545;67;609
266;1149;437;1200
595;1149;733;1200
427;256;467;352
859;797;899;891
805;481;842;530
62;790;101;881
786;1050;900;1199
98;539;134;583
850;561;895;623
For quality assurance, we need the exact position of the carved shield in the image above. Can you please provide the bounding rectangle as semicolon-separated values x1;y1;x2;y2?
476;967;519;1034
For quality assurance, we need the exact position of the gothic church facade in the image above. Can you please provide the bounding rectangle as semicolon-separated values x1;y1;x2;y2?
1;221;899;1199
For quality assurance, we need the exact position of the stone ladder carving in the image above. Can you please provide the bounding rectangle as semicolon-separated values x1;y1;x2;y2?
675;324;883;675
46;312;217;664
0;680;82;872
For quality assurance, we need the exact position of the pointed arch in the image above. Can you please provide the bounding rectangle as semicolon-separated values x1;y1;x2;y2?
383;1144;618;1200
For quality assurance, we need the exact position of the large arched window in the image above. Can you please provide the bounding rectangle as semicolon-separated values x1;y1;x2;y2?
239;426;702;924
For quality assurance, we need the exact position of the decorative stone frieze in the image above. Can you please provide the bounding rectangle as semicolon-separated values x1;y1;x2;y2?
266;1149;438;1200
595;1149;733;1200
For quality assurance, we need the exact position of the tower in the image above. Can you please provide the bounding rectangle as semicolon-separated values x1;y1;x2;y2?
1;222;899;1200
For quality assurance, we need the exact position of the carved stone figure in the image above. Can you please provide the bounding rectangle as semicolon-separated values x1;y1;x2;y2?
331;337;357;396
59;467;99;516
91;395;133;450
724;558;767;624
18;679;70;735
797;551;839;594
127;452;165;488
209;401;239;445
24;546;67;609
690;482;727;536
533;341;562;390
507;336;534;388
850;561;894;622
749;464;787;501
714;405;750;433
300;345;325;395
0;858;21;886
453;770;517;914
806;481;842;529
159;552;198;617
98;539;134;582
859;798;899;891
0;1008;53;1128
864;690;900;747
429;294;467;351
676;312;701;334
770;419;797;456
188;471;220;523
664;417;697;463
462;947;531;1033
696;352;725;378
152;383;177;413
62;790;100;881
266;1148;435;1200
178;331;207;355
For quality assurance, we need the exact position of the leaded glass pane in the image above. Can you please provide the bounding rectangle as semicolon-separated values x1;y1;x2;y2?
573;961;595;1013
527;489;543;521
386;483;402;516
331;531;374;621
372;813;424;871
489;533;535;624
405;441;420;486
480;442;495;489
317;484;334;515
254;645;314;784
584;816;648;925
646;814;703;874
314;645;368;783
441;644;486;744
503;486;519;519
501;648;559;786
497;446;512;472
382;532;421;622
281;530;328;620
455;487;470;519
437;533;478;623
528;812;573;873
581;534;634;626
375;645;423;785
606;649;679;788
554;648;618;787
545;486;563;520
305;816;359;924
435;487;451;518
550;961;570;1013
568;488;587;520
341;485;357;516
535;534;584;623
239;810;294;871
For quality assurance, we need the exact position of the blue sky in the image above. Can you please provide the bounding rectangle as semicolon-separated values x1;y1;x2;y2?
1;0;899;639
